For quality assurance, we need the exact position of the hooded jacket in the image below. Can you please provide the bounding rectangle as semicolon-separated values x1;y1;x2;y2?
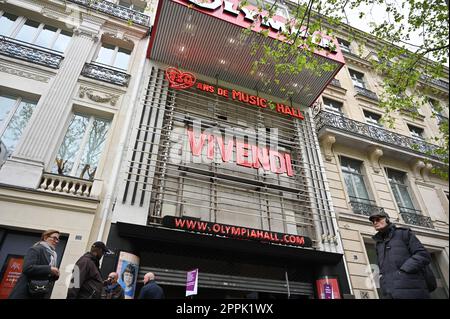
373;223;431;299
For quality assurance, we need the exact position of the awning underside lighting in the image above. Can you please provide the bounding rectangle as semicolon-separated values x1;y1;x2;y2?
149;0;343;107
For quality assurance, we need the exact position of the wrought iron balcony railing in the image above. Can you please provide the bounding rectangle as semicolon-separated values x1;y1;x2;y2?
420;75;449;91
0;36;63;69
330;79;341;87
399;208;433;228
68;0;151;27
354;86;379;101
315;111;442;160
81;63;130;86
349;198;386;217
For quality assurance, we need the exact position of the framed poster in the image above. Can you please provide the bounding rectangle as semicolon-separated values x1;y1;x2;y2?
0;255;24;299
316;276;341;299
116;252;140;299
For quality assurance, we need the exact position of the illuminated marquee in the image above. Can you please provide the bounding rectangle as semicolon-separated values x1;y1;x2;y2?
166;67;305;120
176;0;339;54
187;128;294;176
163;216;313;248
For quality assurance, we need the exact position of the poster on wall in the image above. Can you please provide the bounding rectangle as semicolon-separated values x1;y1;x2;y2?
116;252;140;299
316;276;341;299
0;255;24;299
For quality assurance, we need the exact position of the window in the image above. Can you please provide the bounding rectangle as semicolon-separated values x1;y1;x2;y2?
349;69;366;88
363;110;382;127
323;97;343;114
337;38;351;53
95;44;132;70
0;94;37;158
1;13;72;52
52;114;111;180
118;0;147;13
0;12;18;36
340;157;371;204
407;124;424;140
428;98;448;124
386;168;417;215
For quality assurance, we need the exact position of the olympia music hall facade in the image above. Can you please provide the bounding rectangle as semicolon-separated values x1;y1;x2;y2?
102;0;352;299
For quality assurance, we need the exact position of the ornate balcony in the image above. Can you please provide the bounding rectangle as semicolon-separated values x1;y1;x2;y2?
81;63;130;86
0;36;63;69
399;208;434;229
349;198;386;217
315;111;442;160
354;86;379;101
420;75;449;91
67;0;151;27
38;173;93;197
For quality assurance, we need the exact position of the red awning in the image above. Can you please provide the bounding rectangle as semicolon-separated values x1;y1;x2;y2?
148;0;345;107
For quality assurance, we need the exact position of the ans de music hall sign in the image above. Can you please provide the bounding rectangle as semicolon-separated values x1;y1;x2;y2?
166;67;305;121
163;216;313;248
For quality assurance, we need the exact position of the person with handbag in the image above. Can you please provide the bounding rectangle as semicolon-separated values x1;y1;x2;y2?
8;230;61;299
369;211;434;299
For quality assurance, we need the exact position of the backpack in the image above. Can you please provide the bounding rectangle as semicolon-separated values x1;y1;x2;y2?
401;228;437;292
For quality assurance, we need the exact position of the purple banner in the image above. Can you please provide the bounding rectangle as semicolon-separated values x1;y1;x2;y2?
186;269;198;297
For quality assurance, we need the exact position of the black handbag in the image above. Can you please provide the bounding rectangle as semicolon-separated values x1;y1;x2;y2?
28;279;51;296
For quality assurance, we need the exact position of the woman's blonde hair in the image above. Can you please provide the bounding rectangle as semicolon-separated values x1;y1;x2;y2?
41;229;60;241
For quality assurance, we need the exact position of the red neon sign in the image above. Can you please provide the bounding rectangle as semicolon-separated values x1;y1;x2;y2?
166;67;197;90
163;216;313;248
187;129;294;176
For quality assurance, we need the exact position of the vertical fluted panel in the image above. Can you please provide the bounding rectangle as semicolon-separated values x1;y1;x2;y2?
15;33;96;161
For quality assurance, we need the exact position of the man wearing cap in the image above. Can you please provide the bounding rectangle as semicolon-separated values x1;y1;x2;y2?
369;211;431;299
67;241;113;299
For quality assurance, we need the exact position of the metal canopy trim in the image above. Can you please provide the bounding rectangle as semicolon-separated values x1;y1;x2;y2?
148;0;345;107
116;222;343;265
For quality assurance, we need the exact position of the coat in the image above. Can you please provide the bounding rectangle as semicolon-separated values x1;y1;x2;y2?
66;252;103;299
373;224;431;299
138;280;165;299
101;283;125;299
8;244;58;299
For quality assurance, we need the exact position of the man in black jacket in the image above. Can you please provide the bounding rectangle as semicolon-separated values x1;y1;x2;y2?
370;211;431;299
67;241;112;299
139;272;164;299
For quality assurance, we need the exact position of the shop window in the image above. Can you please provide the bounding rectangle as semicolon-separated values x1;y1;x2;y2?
52;114;111;180
349;69;366;88
340;157;371;205
429;252;449;299
407;124;424;140
0;228;67;299
0;94;37;159
363;110;382;127
0;12;18;36
337;38;351;53
6;16;72;52
323;97;343;114
386;168;418;215
95;43;132;70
